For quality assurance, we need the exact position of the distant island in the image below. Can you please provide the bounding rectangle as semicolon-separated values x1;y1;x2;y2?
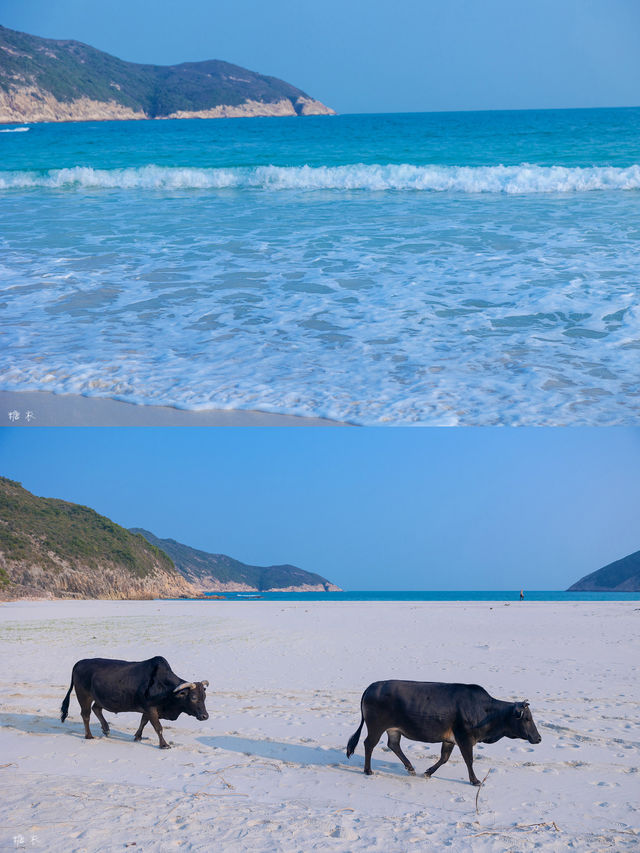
0;25;335;124
0;477;340;599
568;549;640;592
131;529;341;592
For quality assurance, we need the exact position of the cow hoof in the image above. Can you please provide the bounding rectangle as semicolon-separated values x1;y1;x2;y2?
364;769;373;776
160;743;171;749
471;780;481;787
84;734;94;740
424;772;432;779
407;769;416;775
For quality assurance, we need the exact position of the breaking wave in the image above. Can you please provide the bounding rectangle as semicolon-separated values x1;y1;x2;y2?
2;162;640;193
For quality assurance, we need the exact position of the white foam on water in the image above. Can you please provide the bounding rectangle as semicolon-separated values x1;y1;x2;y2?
1;182;639;425
2;162;640;192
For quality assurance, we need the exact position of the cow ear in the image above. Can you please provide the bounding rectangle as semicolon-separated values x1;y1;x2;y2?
514;705;524;718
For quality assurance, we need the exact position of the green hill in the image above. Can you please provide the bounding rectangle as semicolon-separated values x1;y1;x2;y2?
131;528;341;592
0;477;195;599
568;549;640;592
0;24;334;123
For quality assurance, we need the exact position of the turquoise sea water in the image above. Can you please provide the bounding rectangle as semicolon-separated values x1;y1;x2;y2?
2;108;640;424
201;590;640;601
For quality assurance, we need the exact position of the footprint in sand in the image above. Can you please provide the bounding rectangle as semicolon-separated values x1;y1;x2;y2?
329;825;359;841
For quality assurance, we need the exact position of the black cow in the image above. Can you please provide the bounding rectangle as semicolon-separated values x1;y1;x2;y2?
60;656;209;748
346;680;541;785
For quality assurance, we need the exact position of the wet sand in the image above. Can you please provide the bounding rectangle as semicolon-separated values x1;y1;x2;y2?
0;390;348;427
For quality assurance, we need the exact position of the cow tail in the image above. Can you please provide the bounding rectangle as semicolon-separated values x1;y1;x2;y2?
60;679;74;723
346;696;365;758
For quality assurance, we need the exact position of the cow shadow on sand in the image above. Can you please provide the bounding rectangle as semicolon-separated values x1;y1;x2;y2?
0;712;156;748
1;715;469;781
199;735;425;778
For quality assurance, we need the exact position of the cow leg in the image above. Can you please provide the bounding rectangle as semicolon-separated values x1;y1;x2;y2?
134;713;149;741
75;687;94;740
92;703;110;736
456;734;480;786
148;707;170;749
386;729;415;774
424;740;455;778
363;724;384;775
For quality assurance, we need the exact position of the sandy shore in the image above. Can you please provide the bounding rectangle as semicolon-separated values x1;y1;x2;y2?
0;391;348;427
0;599;638;851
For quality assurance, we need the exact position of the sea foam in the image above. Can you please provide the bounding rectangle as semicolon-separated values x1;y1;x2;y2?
3;109;640;426
2;163;640;192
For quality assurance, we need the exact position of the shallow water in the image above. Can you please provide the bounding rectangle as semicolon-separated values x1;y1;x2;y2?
2;109;639;424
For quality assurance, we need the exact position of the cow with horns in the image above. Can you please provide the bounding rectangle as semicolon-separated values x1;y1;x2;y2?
346;680;541;784
60;656;209;748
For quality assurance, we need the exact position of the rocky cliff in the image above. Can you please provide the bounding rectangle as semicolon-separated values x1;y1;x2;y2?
0;25;334;124
0;477;197;600
131;528;341;592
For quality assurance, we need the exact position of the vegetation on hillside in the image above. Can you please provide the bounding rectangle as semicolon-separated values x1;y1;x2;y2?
0;24;320;117
568;549;640;592
0;477;172;577
132;528;338;591
0;475;336;597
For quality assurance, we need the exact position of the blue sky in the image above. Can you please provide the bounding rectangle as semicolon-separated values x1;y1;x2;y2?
1;427;639;590
2;0;639;113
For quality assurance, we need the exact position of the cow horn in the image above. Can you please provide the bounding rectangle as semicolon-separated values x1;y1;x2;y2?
174;682;196;692
201;680;209;687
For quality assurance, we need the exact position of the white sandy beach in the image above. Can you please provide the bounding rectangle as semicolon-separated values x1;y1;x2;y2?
0;392;347;427
0;599;638;852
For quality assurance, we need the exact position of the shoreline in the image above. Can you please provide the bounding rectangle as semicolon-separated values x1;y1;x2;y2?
2;595;638;606
0;390;349;427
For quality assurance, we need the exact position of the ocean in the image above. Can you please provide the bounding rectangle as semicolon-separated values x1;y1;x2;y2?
200;591;639;601
2;107;639;425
